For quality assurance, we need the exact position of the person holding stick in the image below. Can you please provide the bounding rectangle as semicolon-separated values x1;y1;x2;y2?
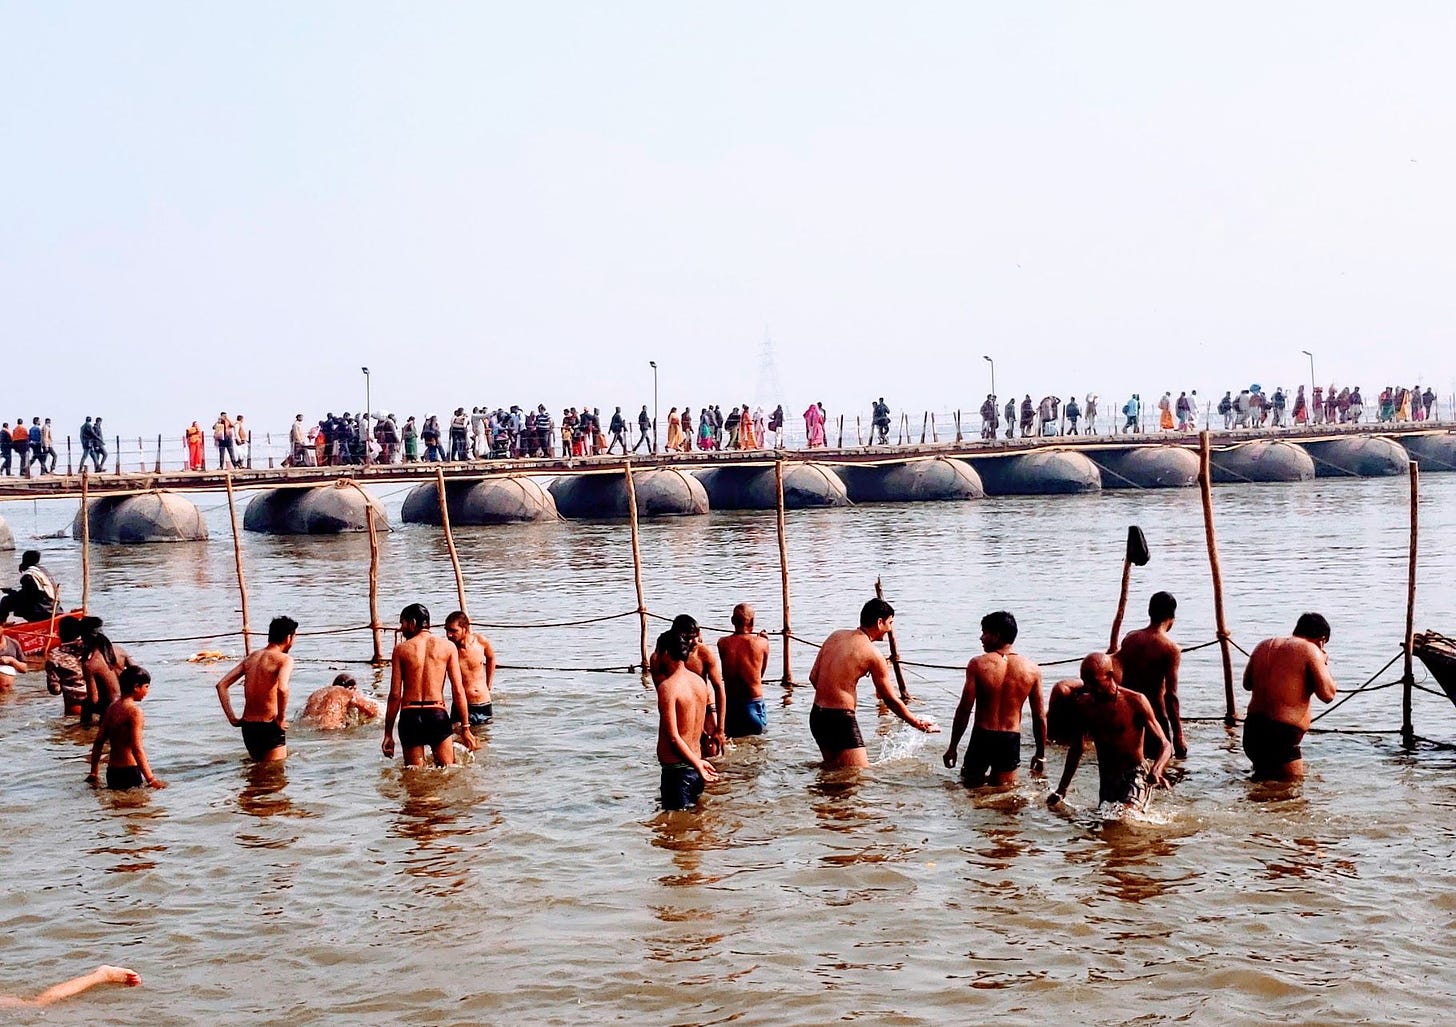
942;611;1046;787
1241;613;1337;781
1117;591;1186;759
807;598;938;768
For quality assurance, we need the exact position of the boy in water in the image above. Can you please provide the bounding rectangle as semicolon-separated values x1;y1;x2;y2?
86;665;165;790
654;630;719;810
299;673;380;730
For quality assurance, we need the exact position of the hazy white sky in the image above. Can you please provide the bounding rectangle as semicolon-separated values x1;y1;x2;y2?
4;2;1455;437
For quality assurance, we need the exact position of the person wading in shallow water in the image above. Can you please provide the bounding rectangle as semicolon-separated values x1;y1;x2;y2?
942;611;1046;787
717;603;771;738
299;673;380;730
1047;652;1171;813
1117;591;1187;759
87;665;165;791
445;610;497;731
382;603;478;767
1241;613;1337;781
215;616;296;763
807;598;938;768
654;629;719;810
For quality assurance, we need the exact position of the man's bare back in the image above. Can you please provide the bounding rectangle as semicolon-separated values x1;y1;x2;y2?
942;614;1044;785
394;632;457;705
717;631;769;703
1242;617;1337;780
301;683;379;730
1119;625;1184;756
1244;636;1336;730
216;620;296;762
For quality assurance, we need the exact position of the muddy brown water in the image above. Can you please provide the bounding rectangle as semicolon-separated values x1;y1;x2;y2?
1;476;1454;1024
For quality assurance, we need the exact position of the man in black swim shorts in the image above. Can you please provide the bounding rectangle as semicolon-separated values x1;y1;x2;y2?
807;598;938;769
216;616;296;763
943;611;1046;787
383;604;477;767
1241;613;1337;781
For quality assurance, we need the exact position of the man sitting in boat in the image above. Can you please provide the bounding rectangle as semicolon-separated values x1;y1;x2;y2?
0;551;58;624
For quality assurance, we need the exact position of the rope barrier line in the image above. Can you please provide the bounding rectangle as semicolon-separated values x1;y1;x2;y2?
472;610;640;630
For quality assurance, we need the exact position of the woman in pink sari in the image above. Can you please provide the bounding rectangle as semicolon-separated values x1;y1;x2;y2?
803;403;825;448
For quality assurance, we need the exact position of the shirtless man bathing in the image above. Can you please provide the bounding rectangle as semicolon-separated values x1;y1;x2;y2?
942;611;1046;786
86;665;164;790
445;610;497;729
717;603;771;737
1242;613;1337;781
808;598;938;768
1047;651;1171;813
216;616;296;762
1117;591;1187;758
650;615;726;756
299;673;380;730
654;629;719;810
382;603;478;767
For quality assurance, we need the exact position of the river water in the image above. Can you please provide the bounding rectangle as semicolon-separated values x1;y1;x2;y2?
1;475;1454;1024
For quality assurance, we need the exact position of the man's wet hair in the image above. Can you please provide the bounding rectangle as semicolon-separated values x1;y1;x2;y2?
1293;612;1330;642
58;617;83;643
119;664;150;695
269;616;298;645
670;614;699;638
401;603;430;628
981;611;1018;645
20;550;40;569
860;598;894;629
655;630;692;663
1149;591;1177;623
331;673;357;690
445;611;470;630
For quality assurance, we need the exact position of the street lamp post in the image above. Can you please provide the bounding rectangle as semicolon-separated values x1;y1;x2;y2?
361;366;371;465
649;360;659;454
982;354;996;401
1300;350;1315;422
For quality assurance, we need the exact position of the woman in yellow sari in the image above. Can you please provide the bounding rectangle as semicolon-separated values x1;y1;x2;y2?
665;407;683;451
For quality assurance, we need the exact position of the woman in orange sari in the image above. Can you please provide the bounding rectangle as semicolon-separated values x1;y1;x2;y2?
184;421;205;470
738;405;757;449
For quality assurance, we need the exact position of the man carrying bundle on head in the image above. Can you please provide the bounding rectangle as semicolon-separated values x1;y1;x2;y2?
942;611;1046;787
382;603;478;767
807;598;938;769
1241;613;1337;781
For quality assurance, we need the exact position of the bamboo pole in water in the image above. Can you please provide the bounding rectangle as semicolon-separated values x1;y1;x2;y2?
1198;432;1236;724
1402;460;1419;746
79;470;90;615
775;458;793;684
435;466;467;616
224;472;252;655
345;481;385;665
624;462;648;675
875;577;911;703
1108;554;1133;653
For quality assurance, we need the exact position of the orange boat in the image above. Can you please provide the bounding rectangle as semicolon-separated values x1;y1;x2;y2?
5;609;85;660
